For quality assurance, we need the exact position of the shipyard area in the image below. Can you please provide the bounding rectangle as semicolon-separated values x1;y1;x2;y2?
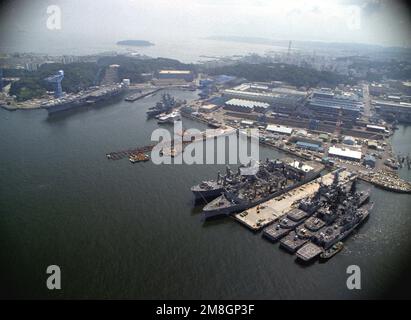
91;67;411;264
2;51;411;268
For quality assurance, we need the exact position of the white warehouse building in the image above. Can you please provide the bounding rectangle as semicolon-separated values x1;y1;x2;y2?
328;146;362;161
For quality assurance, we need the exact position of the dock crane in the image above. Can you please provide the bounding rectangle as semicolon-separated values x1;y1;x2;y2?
334;107;343;138
45;70;64;98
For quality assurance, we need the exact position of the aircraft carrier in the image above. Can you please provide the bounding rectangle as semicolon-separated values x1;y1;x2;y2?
41;84;126;114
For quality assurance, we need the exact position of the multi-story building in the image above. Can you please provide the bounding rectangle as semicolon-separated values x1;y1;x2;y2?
307;89;363;118
157;70;194;82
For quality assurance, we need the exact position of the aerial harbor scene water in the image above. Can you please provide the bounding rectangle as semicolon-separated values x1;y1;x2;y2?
1;0;411;301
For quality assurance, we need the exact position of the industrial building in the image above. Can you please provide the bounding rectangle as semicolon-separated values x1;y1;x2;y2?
296;141;323;152
366;124;387;133
241;120;254;127
222;82;306;110
318;133;329;142
369;83;385;96
157;70;194;82
367;141;379;150
342;136;356;145
374;100;411;122
328;146;362;161
312;89;334;99
213;75;237;85
307;89;363;118
363;155;376;168
289;135;322;146
266;125;293;135
199;104;219;113
224;98;269;113
254;103;270;113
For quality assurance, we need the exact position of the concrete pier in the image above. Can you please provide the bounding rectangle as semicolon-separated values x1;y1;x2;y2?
233;170;356;231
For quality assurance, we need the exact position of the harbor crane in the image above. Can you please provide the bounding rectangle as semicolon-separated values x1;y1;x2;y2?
45;70;64;98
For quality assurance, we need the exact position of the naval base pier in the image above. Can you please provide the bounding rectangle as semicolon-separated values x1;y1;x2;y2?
233;170;356;232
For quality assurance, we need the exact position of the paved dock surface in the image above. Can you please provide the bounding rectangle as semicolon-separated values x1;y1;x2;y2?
233;170;354;231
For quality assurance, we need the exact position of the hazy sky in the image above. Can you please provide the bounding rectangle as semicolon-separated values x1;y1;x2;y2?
0;0;410;49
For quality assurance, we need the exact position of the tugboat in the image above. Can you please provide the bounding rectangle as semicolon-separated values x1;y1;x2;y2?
319;242;344;260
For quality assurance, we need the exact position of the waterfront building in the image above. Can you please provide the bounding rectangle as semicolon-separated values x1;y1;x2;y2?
224;98;269;113
363;155;376;168
366;124;387;133
157;70;194;82
266;124;293;135
374;99;411;122
328;146;362;161
318;133;329;142
199;104;219;113
296;141;323;152
342;136;356;145
222;83;306;110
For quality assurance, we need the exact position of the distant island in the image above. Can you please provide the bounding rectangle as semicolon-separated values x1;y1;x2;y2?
116;40;154;47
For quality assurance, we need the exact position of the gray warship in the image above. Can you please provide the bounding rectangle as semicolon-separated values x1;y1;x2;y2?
278;177;372;258
146;93;185;118
202;159;324;219
263;171;369;248
191;162;257;201
43;84;126;114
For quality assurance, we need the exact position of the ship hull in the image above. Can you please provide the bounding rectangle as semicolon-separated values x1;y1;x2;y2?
321;210;370;250
202;171;321;219
192;188;225;201
46;89;125;114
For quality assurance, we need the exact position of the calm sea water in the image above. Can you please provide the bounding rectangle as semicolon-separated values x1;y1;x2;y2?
1;90;411;299
0;37;286;63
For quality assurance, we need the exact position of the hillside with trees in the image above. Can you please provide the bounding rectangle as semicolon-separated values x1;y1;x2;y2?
97;56;196;83
204;63;352;88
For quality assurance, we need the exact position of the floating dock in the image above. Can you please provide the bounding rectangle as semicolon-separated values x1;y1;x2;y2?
106;145;155;160
233;170;356;231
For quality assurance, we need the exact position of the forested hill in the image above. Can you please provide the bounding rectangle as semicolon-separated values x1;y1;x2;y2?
204;63;352;88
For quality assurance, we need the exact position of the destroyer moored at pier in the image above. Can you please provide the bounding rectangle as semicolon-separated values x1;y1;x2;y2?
202;159;324;219
191;161;259;201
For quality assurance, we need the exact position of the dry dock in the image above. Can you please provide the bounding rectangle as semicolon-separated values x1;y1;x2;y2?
233;170;356;231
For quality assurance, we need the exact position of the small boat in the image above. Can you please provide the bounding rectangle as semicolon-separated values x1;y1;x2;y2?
157;111;181;124
319;242;344;260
